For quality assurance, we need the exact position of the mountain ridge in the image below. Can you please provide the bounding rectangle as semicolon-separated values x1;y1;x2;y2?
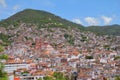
0;9;120;36
86;25;120;36
0;9;84;30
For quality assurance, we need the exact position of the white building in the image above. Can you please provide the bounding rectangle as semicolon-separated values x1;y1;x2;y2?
4;63;30;73
19;76;44;80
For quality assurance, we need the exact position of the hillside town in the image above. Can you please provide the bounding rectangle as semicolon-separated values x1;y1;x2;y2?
0;0;120;79
0;23;120;80
1;38;120;80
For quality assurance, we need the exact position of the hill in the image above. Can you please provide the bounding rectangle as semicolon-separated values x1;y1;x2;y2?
86;24;120;36
0;9;84;30
0;9;120;36
0;9;118;45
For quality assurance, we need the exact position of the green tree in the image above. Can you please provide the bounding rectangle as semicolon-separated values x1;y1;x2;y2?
43;76;55;80
0;62;8;80
114;56;120;60
53;72;66;80
81;35;88;42
115;76;120;80
0;54;8;80
85;55;93;59
0;54;8;60
0;45;4;52
0;33;11;46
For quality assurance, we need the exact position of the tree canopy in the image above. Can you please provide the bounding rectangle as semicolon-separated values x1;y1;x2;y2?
41;72;68;80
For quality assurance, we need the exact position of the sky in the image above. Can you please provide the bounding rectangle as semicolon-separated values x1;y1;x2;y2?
0;0;120;26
